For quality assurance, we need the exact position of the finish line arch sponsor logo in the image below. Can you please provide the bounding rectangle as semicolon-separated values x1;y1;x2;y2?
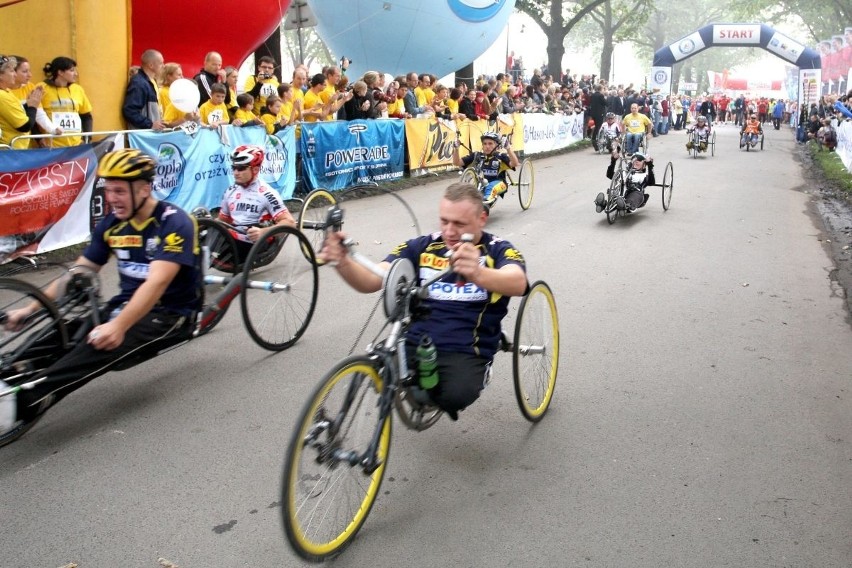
447;0;507;22
670;31;706;61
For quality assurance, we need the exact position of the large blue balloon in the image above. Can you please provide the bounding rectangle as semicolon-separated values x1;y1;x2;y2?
308;0;516;79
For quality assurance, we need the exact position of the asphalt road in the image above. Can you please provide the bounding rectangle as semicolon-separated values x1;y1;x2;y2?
3;124;851;568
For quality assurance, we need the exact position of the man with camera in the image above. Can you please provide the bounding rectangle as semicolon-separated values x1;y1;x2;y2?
243;55;280;115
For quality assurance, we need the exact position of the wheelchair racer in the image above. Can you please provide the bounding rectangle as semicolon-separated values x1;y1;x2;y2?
598;112;622;152
1;149;201;447
685;115;712;152
452;131;519;206
739;114;763;148
218;145;296;261
319;182;527;421
594;149;656;213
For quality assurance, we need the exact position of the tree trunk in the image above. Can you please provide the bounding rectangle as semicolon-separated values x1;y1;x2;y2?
598;4;614;82
255;25;283;81
546;35;565;81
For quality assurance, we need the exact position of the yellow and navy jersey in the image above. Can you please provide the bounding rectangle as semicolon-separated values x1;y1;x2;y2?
461;151;513;183
84;201;201;315
385;231;526;359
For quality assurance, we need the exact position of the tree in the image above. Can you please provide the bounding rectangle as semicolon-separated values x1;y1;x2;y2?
743;0;852;42
587;0;652;81
516;0;608;78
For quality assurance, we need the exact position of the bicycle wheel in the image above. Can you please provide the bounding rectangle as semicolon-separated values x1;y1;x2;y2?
282;356;391;562
240;226;318;351
197;218;240;276
661;161;674;211
605;170;622;225
0;278;67;381
298;188;337;266
513;281;559;422
460;167;480;190
711;131;716;156
517;158;534;210
760;135;764;150
692;132;699;159
595;128;607;153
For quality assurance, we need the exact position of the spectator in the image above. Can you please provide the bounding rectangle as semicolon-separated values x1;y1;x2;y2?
40;55;94;145
9;55;59;144
403;72;429;116
302;73;330;122
232;93;262;127
0;55;40;148
458;89;479;120
223;66;239;120
414;73;433;107
816;118;837;151
244;55;279;114
160;62;197;128
193;51;224;107
276;83;300;125
589;84;608;151
342;80;372;120
122;49;163;131
198;82;229;127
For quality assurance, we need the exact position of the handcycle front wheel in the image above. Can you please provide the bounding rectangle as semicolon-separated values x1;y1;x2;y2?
281;356;391;562
661;161;674;211
517;158;534;210
513;280;559;422
605;169;623;225
239;226;319;351
711;131;716;156
298;188;337;266
460;167;481;190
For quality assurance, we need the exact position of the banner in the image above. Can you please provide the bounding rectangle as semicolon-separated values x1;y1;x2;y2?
0;139;116;262
405;117;459;175
521;112;585;154
129;127;233;212
300;120;405;191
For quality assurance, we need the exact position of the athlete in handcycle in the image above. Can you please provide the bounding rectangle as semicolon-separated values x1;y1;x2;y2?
281;182;559;561
686;115;713;155
739;113;763;150
0;149;322;447
452;131;534;211
595;111;623;154
594;148;674;224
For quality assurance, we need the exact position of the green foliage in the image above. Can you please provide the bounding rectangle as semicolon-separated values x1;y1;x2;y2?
809;142;852;194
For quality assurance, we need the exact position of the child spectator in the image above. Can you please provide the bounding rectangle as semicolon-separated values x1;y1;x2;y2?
233;93;262;127
199;82;229;126
260;95;287;134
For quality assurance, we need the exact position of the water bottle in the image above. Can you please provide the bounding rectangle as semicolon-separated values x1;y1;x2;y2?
306;130;316;159
416;335;439;390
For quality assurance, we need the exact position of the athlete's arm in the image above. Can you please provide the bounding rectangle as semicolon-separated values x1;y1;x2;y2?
320;230;389;293
450;242;527;297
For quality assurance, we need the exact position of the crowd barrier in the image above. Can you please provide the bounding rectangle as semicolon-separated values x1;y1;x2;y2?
0;112;585;262
835;120;852;172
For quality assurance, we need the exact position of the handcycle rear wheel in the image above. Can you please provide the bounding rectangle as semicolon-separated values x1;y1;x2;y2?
282;356;391;562
760;134;764;150
0;278;68;380
692;131;699;159
606;169;623;224
711;131;716;156
513;281;559;422
298;188;337;266
661;161;674;211
239;226;319;351
517;158;534;210
196;218;241;335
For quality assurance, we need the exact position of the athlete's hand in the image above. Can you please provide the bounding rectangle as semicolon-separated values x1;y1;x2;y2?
87;320;124;351
450;241;480;282
3;307;34;332
318;230;349;265
246;226;265;242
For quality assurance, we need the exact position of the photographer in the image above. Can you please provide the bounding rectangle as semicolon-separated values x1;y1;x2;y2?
244;55;280;114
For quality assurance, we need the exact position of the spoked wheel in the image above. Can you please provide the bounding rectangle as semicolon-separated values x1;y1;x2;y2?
460;167;481;189
298;189;337;266
0;278;68;381
394;387;442;431
661;161;674;211
517;158;534;210
282;356;391;562
711;131;716;156
595;129;607;154
692;132;699;159
240;226;318;351
605;170;623;225
196;218;241;335
513;281;559;422
760;135;764;150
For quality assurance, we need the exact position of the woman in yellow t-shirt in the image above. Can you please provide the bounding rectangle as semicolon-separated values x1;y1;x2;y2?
224;66;239;120
10;55;60;146
160;62;198;127
37;56;93;147
0;55;41;149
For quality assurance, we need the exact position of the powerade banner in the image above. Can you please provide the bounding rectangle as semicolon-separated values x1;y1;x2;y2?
227;125;298;200
129;127;232;212
0;139;116;262
300;120;404;191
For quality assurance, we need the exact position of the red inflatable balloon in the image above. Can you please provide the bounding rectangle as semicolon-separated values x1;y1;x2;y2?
130;0;290;75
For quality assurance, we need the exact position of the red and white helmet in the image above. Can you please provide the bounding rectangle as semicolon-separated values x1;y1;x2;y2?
230;145;265;168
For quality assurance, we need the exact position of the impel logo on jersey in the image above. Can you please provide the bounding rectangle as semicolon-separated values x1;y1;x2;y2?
153;143;185;200
447;0;507;22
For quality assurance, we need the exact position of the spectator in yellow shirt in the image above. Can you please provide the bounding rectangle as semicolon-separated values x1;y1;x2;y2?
244;56;279;114
0;55;40;148
233;93;263;127
161;63;199;128
302;74;331;123
199;83;229;126
38;56;93;147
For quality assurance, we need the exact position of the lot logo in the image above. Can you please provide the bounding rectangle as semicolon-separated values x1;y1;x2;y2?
261;135;287;185
153;143;185;200
678;38;696;55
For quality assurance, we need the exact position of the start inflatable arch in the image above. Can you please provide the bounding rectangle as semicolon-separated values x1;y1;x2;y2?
648;23;822;107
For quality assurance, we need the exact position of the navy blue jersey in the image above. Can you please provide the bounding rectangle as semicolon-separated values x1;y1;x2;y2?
461;151;513;183
385;231;526;359
84;201;201;315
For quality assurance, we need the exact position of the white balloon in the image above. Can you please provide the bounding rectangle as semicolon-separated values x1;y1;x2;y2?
170;78;200;113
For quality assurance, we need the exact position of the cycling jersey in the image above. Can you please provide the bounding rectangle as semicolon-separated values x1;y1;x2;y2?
385;231;526;359
461;151;513;183
690;125;711;140
85;201;201;316
219;178;290;229
600;122;621;137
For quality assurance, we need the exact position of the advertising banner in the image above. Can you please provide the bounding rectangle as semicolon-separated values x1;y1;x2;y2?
226;125;298;199
300;120;405;191
521;112;584;154
405;117;459;175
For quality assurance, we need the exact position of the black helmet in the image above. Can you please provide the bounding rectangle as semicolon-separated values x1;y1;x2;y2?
631;152;647;161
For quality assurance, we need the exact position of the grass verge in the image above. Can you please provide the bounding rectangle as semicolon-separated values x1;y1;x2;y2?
808;143;852;194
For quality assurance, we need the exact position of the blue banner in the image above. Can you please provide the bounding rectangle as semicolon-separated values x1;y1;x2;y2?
221;125;297;199
129;128;232;212
300;120;405;191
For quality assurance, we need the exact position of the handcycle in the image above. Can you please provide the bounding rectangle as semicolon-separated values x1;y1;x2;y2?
739;131;764;151
603;155;674;224
280;207;559;562
458;138;535;211
687;128;716;158
596;128;622;155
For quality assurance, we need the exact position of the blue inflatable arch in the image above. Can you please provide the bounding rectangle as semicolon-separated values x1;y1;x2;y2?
653;23;821;69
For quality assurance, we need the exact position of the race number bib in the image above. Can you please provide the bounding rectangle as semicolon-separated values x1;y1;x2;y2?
53;111;81;132
260;83;277;98
208;109;224;123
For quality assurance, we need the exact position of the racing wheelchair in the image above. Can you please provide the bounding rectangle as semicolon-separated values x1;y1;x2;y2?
596;128;622;155
739;131;764;151
280;206;559;562
687;128;716;158
458;138;535;211
603;155;674;224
